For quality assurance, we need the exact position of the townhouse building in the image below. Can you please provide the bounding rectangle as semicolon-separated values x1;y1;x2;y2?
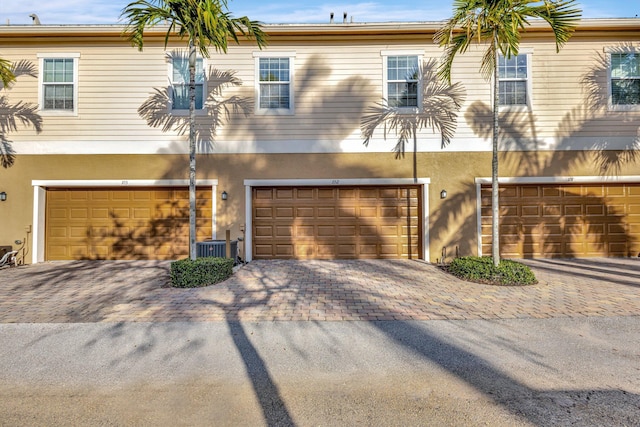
1;18;639;263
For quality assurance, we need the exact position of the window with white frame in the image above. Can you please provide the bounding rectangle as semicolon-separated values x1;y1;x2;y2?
610;52;640;106
386;55;419;108
498;53;529;106
258;57;291;110
38;53;79;114
171;56;205;110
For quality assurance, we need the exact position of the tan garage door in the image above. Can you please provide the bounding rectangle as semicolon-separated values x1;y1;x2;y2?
46;187;212;260
481;183;640;258
253;186;421;259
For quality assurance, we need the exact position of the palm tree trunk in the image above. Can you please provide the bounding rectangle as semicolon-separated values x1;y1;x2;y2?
189;41;197;260
413;128;418;184
491;37;500;267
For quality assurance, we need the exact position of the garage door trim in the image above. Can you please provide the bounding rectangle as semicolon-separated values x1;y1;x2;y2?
31;179;218;263
474;175;640;257
244;178;431;262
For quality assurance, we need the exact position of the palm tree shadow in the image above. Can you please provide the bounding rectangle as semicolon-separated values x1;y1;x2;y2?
0;60;42;168
361;59;466;181
137;50;252;154
201;266;301;426
441;44;640;259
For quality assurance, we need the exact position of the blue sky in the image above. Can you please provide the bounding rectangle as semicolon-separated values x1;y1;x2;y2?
0;0;637;25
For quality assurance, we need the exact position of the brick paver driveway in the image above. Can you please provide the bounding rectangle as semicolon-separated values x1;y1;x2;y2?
0;258;638;323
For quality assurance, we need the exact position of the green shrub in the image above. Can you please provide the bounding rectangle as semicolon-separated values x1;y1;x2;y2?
447;256;537;286
170;257;234;288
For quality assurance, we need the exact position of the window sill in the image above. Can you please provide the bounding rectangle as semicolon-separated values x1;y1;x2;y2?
255;108;295;116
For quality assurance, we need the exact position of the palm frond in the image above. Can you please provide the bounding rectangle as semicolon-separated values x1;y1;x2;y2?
121;0;266;56
0;58;15;89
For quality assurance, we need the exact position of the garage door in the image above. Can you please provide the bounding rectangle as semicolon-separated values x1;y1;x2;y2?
46;187;212;260
481;183;640;258
252;186;421;259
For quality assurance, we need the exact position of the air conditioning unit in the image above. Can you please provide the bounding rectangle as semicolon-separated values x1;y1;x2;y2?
196;240;238;263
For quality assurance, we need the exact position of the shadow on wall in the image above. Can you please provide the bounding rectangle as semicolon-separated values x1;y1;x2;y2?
0;60;42;168
431;44;640;260
76;188;212;260
223;53;376;150
361;58;466;182
135;52;429;261
138;50;253;154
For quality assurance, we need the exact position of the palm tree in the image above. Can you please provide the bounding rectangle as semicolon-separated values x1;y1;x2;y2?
121;0;267;260
435;0;581;266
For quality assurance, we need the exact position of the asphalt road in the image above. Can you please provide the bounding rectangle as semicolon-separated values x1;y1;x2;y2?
1;317;639;426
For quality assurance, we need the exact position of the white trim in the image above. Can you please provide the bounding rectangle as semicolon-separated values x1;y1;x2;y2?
474;175;640;257
476;182;483;257
245;184;253;262
243;177;431;262
255;53;295;116
167;52;207;114
474;175;640;185
253;51;297;58
37;53;80;116
245;178;430;187
498;52;533;111
380;50;425;56
421;183;430;262
15;135;640;155
32;186;46;264
606;50;640;112
31;179;218;263
32;179;218;187
381;51;423;111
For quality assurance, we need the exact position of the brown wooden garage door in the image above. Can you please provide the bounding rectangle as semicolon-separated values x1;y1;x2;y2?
481;183;640;258
252;186;421;259
46;187;212;260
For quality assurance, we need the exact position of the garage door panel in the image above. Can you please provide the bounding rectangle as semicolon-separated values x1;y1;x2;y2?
607;223;627;235
339;245;357;256
253;185;421;259
338;189;356;199
359;207;378;218
338;207;357;218
543;205;561;216
318;207;336;218
606;202;625;214
521;205;541;216
276;207;295;217
564;205;584;216
339;226;356;236
482;183;640;258
628;204;640;215
255;207;273;219
317;188;334;198
500;187;518;197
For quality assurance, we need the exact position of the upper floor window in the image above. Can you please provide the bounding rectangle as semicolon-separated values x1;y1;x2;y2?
254;52;295;115
386;55;419;108
38;53;79;115
498;54;529;106
610;52;640;106
171;56;205;110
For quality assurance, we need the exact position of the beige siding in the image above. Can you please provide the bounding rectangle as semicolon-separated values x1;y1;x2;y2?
2;23;636;150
